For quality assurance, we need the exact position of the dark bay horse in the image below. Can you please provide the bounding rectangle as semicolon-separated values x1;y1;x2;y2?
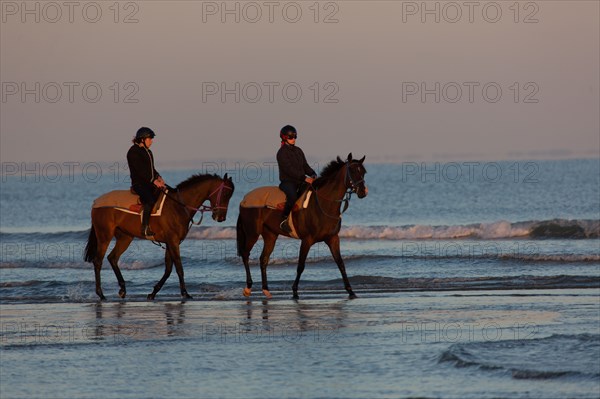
237;153;368;299
84;173;234;300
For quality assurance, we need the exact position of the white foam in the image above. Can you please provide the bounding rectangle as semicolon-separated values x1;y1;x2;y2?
187;227;237;240
181;219;597;241
339;221;530;240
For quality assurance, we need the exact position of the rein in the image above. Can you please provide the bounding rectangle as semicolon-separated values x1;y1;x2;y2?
312;161;363;219
163;180;232;226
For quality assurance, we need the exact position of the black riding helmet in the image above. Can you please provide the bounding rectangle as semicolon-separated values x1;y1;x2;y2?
136;127;156;141
280;125;297;141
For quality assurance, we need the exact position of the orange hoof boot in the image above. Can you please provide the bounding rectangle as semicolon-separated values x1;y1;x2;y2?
243;287;252;297
262;289;273;299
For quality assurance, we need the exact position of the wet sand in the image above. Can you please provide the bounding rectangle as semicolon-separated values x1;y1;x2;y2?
1;290;599;399
0;292;566;347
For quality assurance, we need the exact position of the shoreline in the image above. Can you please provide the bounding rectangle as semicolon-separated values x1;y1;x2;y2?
2;285;599;306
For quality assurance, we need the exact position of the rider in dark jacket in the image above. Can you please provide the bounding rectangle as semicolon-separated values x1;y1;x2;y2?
127;127;165;237
277;125;317;233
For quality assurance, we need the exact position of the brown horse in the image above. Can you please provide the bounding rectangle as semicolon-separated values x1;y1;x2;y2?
84;173;234;300
236;153;368;299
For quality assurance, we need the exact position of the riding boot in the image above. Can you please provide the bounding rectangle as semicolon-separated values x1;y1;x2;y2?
141;205;155;237
280;206;292;234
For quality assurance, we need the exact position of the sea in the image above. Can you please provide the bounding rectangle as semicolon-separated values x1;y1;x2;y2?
1;158;599;399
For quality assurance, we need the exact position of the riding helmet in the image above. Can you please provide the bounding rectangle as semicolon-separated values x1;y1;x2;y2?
280;125;297;140
136;127;156;140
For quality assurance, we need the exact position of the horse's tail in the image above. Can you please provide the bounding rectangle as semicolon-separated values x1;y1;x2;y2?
236;211;245;257
83;226;98;263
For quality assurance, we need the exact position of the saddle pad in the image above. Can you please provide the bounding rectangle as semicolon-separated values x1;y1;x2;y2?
92;189;164;215
240;186;310;210
93;190;140;209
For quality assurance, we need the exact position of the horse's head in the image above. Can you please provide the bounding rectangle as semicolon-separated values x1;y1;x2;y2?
342;153;368;198
208;173;235;222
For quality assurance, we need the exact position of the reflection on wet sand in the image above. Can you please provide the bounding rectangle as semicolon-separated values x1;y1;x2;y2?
91;301;190;341
239;299;350;343
1;292;579;348
0;297;365;346
73;298;353;344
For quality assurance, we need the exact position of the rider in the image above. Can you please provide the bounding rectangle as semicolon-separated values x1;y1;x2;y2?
127;127;166;237
276;125;317;233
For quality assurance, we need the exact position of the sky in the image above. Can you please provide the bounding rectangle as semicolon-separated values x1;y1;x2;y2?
1;1;599;167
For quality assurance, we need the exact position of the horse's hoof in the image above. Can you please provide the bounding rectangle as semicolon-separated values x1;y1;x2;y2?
118;290;126;299
348;292;357;299
182;293;193;300
262;289;273;299
243;287;252;297
147;293;155;300
292;292;299;300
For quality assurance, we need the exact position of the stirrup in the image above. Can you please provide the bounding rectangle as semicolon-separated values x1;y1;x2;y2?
280;218;292;233
142;226;155;237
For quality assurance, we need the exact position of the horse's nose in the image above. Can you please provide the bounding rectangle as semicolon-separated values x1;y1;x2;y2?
359;185;368;198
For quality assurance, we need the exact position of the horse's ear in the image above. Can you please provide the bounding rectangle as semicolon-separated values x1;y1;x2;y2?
223;173;228;180
359;155;365;164
337;156;343;163
347;152;353;161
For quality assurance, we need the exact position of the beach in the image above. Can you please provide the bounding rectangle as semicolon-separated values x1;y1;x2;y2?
2;0;599;395
1;289;599;399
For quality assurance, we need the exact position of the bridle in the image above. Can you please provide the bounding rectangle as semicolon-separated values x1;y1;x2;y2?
164;180;233;226
345;161;365;194
313;161;365;219
145;179;232;248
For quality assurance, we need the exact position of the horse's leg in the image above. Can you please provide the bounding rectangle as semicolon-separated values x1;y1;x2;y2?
259;230;278;299
325;234;356;299
169;242;192;299
292;238;314;300
241;233;260;297
106;232;133;299
93;232;113;301
147;247;173;300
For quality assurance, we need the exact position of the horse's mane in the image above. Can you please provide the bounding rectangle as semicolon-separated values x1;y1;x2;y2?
176;173;220;190
313;158;345;188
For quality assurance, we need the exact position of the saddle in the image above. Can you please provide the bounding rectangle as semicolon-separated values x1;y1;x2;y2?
240;186;312;239
92;189;166;215
240;186;312;211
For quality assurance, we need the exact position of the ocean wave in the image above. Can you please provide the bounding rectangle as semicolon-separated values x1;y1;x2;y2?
340;219;599;240
246;253;600;266
0;280;44;288
400;253;600;263
2;251;598;271
0;260;164;270
440;334;600;380
190;219;599;240
343;275;600;291
499;254;600;263
341;222;527;240
1;219;598;241
0;230;90;240
240;275;600;292
3;276;598;303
